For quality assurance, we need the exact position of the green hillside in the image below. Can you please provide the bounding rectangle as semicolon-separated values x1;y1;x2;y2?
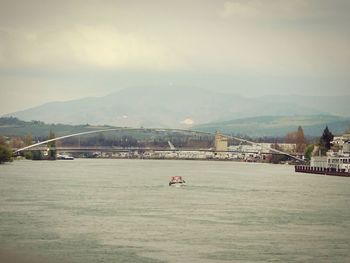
2;115;349;140
193;115;350;137
0;117;114;138
0;117;213;143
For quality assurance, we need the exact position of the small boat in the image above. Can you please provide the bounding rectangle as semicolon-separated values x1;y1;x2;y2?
169;176;186;187
57;154;74;160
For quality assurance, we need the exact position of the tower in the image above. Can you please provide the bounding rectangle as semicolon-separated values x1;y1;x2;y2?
214;132;228;152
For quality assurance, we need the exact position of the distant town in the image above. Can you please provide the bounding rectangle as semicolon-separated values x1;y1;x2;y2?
1;117;349;165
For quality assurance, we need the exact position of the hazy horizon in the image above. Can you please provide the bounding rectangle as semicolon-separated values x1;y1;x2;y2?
1;0;350;115
3;86;350;117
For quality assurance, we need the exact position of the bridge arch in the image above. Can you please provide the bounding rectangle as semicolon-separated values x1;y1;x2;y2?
15;127;304;162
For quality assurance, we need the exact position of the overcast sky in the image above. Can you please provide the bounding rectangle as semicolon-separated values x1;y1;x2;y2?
1;0;350;115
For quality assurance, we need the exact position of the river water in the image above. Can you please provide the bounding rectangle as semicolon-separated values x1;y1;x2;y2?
0;159;349;262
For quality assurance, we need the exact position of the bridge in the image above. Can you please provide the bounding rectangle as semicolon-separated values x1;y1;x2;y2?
18;146;291;156
14;127;304;162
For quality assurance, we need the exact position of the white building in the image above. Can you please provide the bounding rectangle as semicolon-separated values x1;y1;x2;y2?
310;153;350;171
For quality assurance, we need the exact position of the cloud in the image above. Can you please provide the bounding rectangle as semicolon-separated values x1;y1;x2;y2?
0;25;186;71
0;0;350;116
215;0;350;76
0;1;349;77
219;0;333;21
220;0;262;18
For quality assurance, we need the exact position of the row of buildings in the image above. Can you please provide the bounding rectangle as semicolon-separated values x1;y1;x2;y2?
310;132;350;171
86;132;293;162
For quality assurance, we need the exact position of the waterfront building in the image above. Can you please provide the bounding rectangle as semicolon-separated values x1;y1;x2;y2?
296;130;350;176
332;130;350;154
343;141;350;153
310;154;350;171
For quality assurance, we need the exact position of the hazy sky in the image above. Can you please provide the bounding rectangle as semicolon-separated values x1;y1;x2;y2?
1;0;350;115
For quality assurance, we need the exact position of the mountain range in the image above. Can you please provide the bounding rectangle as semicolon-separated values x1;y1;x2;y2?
4;87;350;136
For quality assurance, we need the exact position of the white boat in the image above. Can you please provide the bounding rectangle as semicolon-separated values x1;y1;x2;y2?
169;176;186;187
57;154;74;160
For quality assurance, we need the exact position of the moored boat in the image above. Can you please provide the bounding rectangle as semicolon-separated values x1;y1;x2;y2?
295;154;350;177
57;154;74;160
295;165;350;177
295;135;350;177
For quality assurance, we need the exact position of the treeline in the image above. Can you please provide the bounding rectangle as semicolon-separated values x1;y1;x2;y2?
59;134;214;148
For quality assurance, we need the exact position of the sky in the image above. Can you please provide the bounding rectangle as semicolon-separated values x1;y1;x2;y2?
0;0;350;115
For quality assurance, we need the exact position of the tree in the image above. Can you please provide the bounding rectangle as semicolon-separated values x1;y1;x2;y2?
295;126;307;153
24;151;33;160
0;137;12;164
10;137;25;149
32;150;43;160
285;126;306;153
304;144;315;162
319;126;334;155
47;130;56;160
24;134;33;146
285;132;297;144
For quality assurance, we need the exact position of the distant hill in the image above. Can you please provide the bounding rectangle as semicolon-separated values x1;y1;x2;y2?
192;115;350;137
5;86;350;128
1;115;349;142
0;117;211;142
0;116;114;138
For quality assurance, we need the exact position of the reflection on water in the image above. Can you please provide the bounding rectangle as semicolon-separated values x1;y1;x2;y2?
1;159;350;262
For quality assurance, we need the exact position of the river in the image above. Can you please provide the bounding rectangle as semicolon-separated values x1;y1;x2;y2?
0;159;349;262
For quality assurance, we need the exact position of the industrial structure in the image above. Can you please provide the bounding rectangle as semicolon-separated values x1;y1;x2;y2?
214;132;228;152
